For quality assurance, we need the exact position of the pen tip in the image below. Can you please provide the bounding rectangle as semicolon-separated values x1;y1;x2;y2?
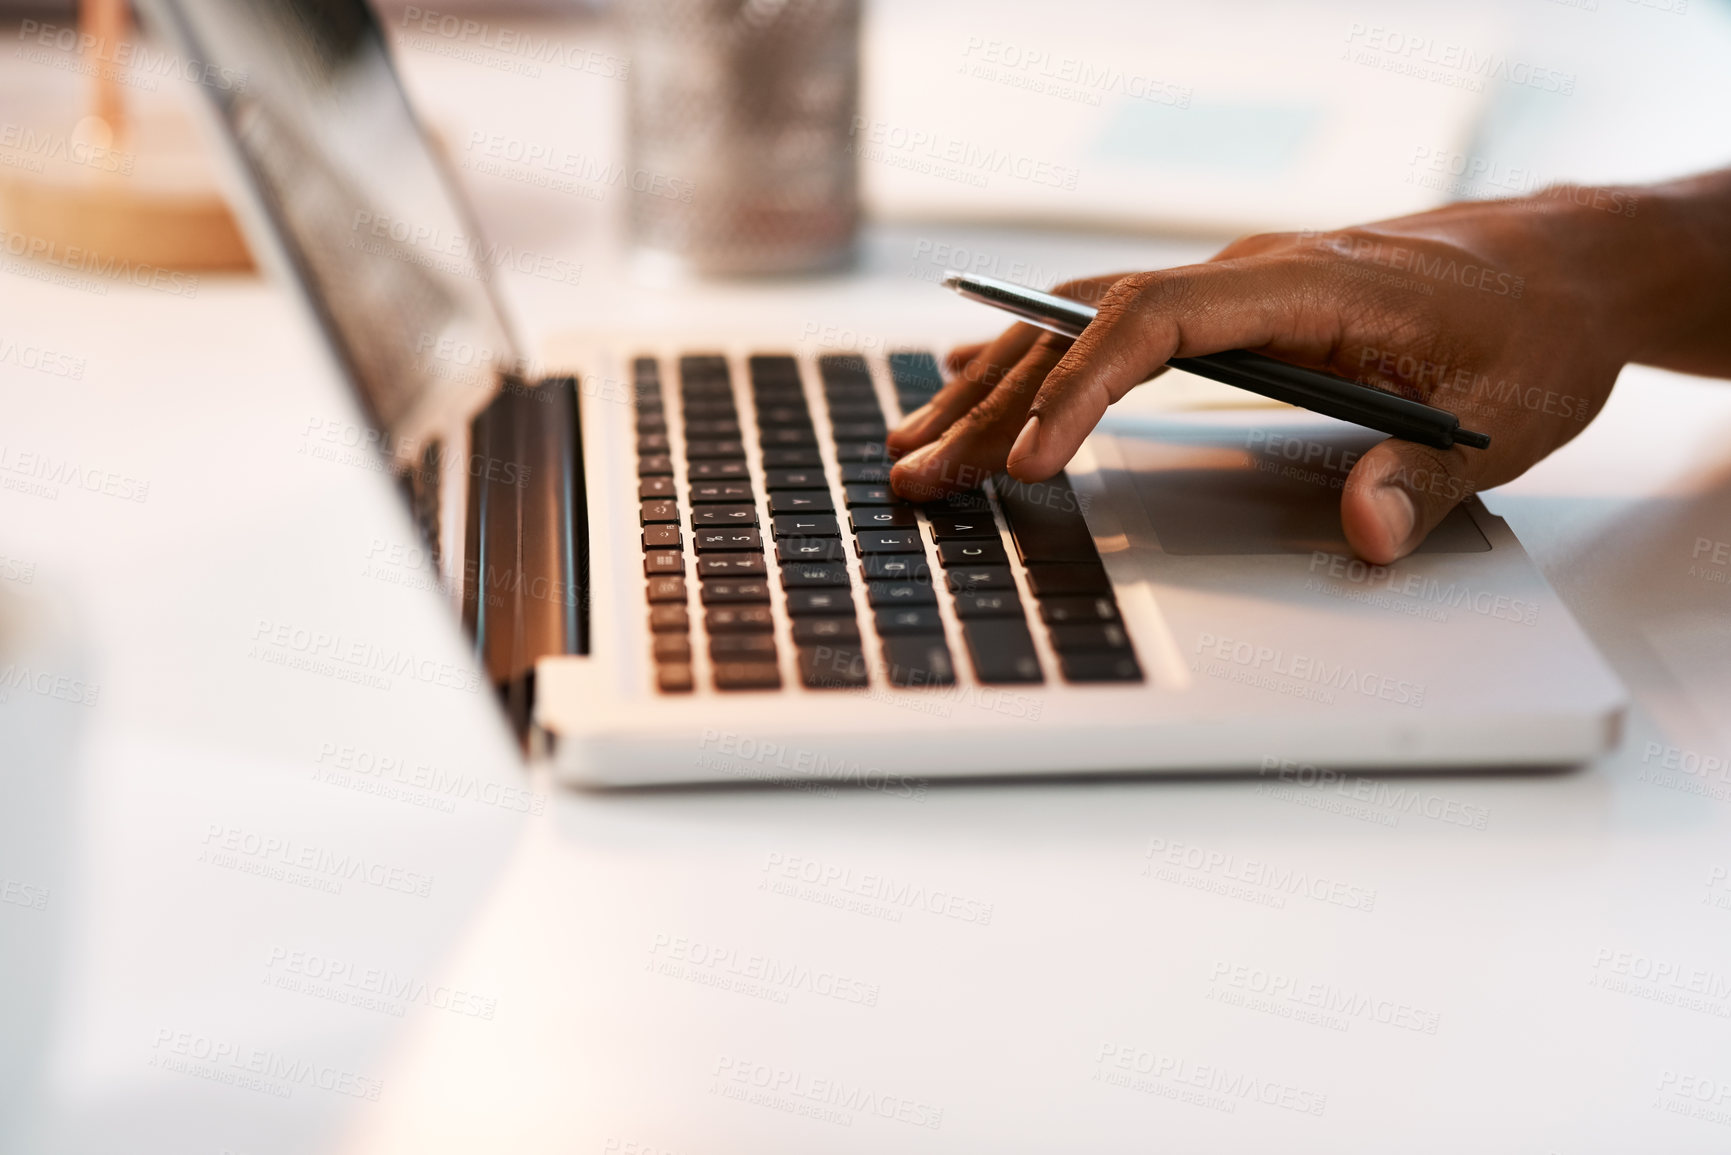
1454;428;1492;450
940;271;965;292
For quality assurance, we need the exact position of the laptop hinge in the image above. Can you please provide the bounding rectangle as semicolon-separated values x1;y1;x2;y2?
463;375;589;739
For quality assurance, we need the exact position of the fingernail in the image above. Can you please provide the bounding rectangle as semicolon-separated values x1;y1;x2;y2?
893;402;934;436
1373;484;1416;551
896;442;938;473
1008;414;1040;467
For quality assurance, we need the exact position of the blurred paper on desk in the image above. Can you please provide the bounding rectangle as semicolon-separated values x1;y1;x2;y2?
861;0;1496;233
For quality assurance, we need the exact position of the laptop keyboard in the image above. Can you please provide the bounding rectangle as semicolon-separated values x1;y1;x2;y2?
635;351;1142;693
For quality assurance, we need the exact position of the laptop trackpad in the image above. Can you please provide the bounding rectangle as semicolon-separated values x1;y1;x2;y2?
1108;419;1490;556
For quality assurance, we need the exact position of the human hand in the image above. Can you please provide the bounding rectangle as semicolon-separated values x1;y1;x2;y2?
886;185;1716;563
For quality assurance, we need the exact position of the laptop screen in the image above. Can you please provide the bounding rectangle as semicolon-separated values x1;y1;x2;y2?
147;0;521;442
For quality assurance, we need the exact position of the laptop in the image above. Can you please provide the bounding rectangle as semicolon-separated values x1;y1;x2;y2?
142;0;1626;787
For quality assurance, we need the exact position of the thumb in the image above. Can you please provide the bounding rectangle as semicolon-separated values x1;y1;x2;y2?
1341;439;1484;564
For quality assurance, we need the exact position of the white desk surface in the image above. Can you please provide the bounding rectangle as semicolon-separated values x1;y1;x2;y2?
4;5;1731;1153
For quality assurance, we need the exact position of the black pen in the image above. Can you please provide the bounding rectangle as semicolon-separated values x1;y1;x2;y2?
941;271;1491;451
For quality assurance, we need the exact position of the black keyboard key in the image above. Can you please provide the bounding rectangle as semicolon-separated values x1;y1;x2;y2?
762;448;824;468
961;619;1043;684
644;550;684;576
656;663;695;693
640;477;676;500
861;554;930;582
844;483;896;506
818;353;871;383
649;604;690;632
849;507;917;531
706;605;774;632
799;644;870;689
682;399;738;419
685;419;741;437
1049;622;1133;652
881;635;955;687
929;489;993;514
1058;652;1144;683
759;428;818;448
695;528;762;553
689;460;749;480
937;539;1007;565
685;439;746;459
679;353;729;378
689;482;755;504
781;562;850;588
638;454;673;476
875;606;943;634
995;474;1098;562
946;565;1015;592
643;524;683;550
700;579;771;604
867;581;937;607
710;634;778;659
756;405;813;428
748;353;799;381
774;513;840;538
1024;563;1112;597
831;421;888;442
714;661;783;691
834;442;890;464
927;514;998;540
1039;597;1121;624
776;537;846;563
653;635;692;663
646;576;688;603
769;490;834;514
888;351;943;399
826;400;886;422
793;617;860;644
840;462;892;484
691;504;758;528
698;554;766;578
637;433;670;454
855;528;923;553
786;589;854;616
641;499;680;524
766;469;827;490
953;590;1023;617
